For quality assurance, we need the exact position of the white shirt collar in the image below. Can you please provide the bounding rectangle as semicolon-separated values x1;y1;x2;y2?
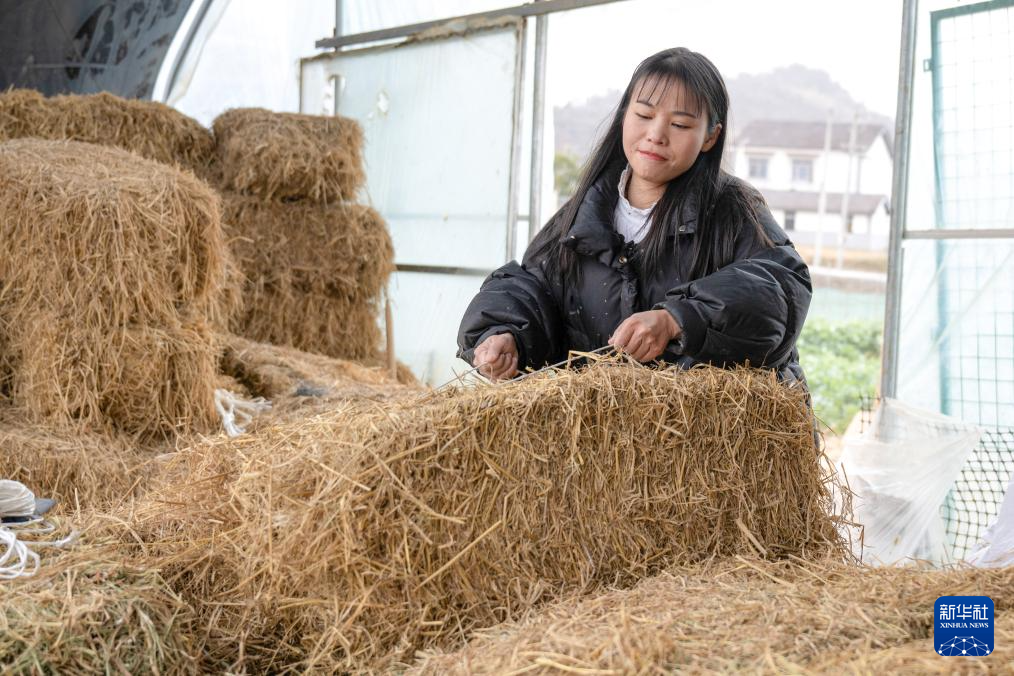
617;165;656;215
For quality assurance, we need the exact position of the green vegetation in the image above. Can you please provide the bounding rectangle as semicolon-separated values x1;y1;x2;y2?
797;318;883;434
554;152;582;201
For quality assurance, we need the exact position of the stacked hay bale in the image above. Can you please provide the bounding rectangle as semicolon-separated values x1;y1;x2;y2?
408;558;1014;674
0;89;214;174
212;108;394;362
122;361;844;672
0;139;226;440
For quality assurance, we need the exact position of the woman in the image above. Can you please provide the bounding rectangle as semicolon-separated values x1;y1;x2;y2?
457;48;811;383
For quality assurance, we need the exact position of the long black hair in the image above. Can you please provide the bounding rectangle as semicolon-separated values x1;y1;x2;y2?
530;47;769;283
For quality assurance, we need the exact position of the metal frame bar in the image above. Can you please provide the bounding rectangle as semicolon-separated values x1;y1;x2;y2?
396;264;492;277
930;0;1014;20
528;12;549;243
905;228;1014;240
881;0;920;399
315;0;624;50
506;23;528;262
151;0;214;102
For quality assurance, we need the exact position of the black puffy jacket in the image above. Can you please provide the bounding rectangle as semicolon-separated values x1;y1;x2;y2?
457;172;812;382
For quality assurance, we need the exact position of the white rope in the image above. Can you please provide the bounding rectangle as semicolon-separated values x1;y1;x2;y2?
0;479;78;580
215;388;272;437
0;479;36;518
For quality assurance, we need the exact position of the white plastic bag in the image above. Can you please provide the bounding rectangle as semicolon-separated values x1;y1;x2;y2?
837;399;982;565
966;470;1014;567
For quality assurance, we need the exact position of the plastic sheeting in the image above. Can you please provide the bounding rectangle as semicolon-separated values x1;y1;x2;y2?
162;0;334;125
301;25;521;384
838;398;982;565
0;0;193;98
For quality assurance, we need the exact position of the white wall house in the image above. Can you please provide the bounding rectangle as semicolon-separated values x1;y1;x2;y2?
729;120;893;251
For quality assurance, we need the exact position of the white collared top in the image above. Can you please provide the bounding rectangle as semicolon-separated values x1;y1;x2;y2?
613;164;655;244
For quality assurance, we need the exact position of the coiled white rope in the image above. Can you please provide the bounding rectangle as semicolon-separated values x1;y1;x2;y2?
215;388;271;437
0;479;35;518
0;479;78;580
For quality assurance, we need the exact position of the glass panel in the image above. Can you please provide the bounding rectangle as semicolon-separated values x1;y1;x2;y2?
167;0;334;125
897;238;1014;427
387;271;486;385
301;26;520;384
302;26;517;271
910;1;1014;231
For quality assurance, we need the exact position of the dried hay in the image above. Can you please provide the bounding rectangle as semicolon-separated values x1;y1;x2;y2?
213;108;365;202
0;139;226;437
0;88;48;138
0;89;213;173
124;361;843;672
230;288;384;362
217;332;418;424
0;540;197;674
220;193;393;360
222;192;393;302
409;558;1014;674
0;409;163;509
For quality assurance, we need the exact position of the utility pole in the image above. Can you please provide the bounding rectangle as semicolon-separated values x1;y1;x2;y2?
837;111;859;269
813;110;833;267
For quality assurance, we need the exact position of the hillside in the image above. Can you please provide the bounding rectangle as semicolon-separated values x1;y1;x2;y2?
554;65;894;160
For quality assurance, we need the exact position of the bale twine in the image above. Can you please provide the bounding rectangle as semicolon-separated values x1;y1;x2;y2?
0;139;226;437
409;559;1014;674
220;193;393;360
127;361;844;672
0;89;214;174
213;108;365;203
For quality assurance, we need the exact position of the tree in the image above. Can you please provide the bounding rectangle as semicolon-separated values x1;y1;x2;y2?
554;152;582;202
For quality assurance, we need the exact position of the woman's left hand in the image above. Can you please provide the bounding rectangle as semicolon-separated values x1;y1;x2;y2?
608;309;682;362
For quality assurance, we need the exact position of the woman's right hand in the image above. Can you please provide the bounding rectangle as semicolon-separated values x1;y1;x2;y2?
473;333;519;382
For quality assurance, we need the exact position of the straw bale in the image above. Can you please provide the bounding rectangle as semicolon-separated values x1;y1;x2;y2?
217;332;418;424
0;545;197;674
213;108;365;202
219;332;415;398
222;192;394;302
230;288;384;362
127;361;843;672
0;88;48;138
0;139;226;437
0;409;163;508
409;559;1014;674
0;89;213;173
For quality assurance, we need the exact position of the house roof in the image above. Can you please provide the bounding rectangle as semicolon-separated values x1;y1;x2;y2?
762;189;888;216
735;120;892;156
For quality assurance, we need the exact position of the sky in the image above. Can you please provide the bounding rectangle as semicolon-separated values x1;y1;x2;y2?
544;0;904;116
340;0;904;117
